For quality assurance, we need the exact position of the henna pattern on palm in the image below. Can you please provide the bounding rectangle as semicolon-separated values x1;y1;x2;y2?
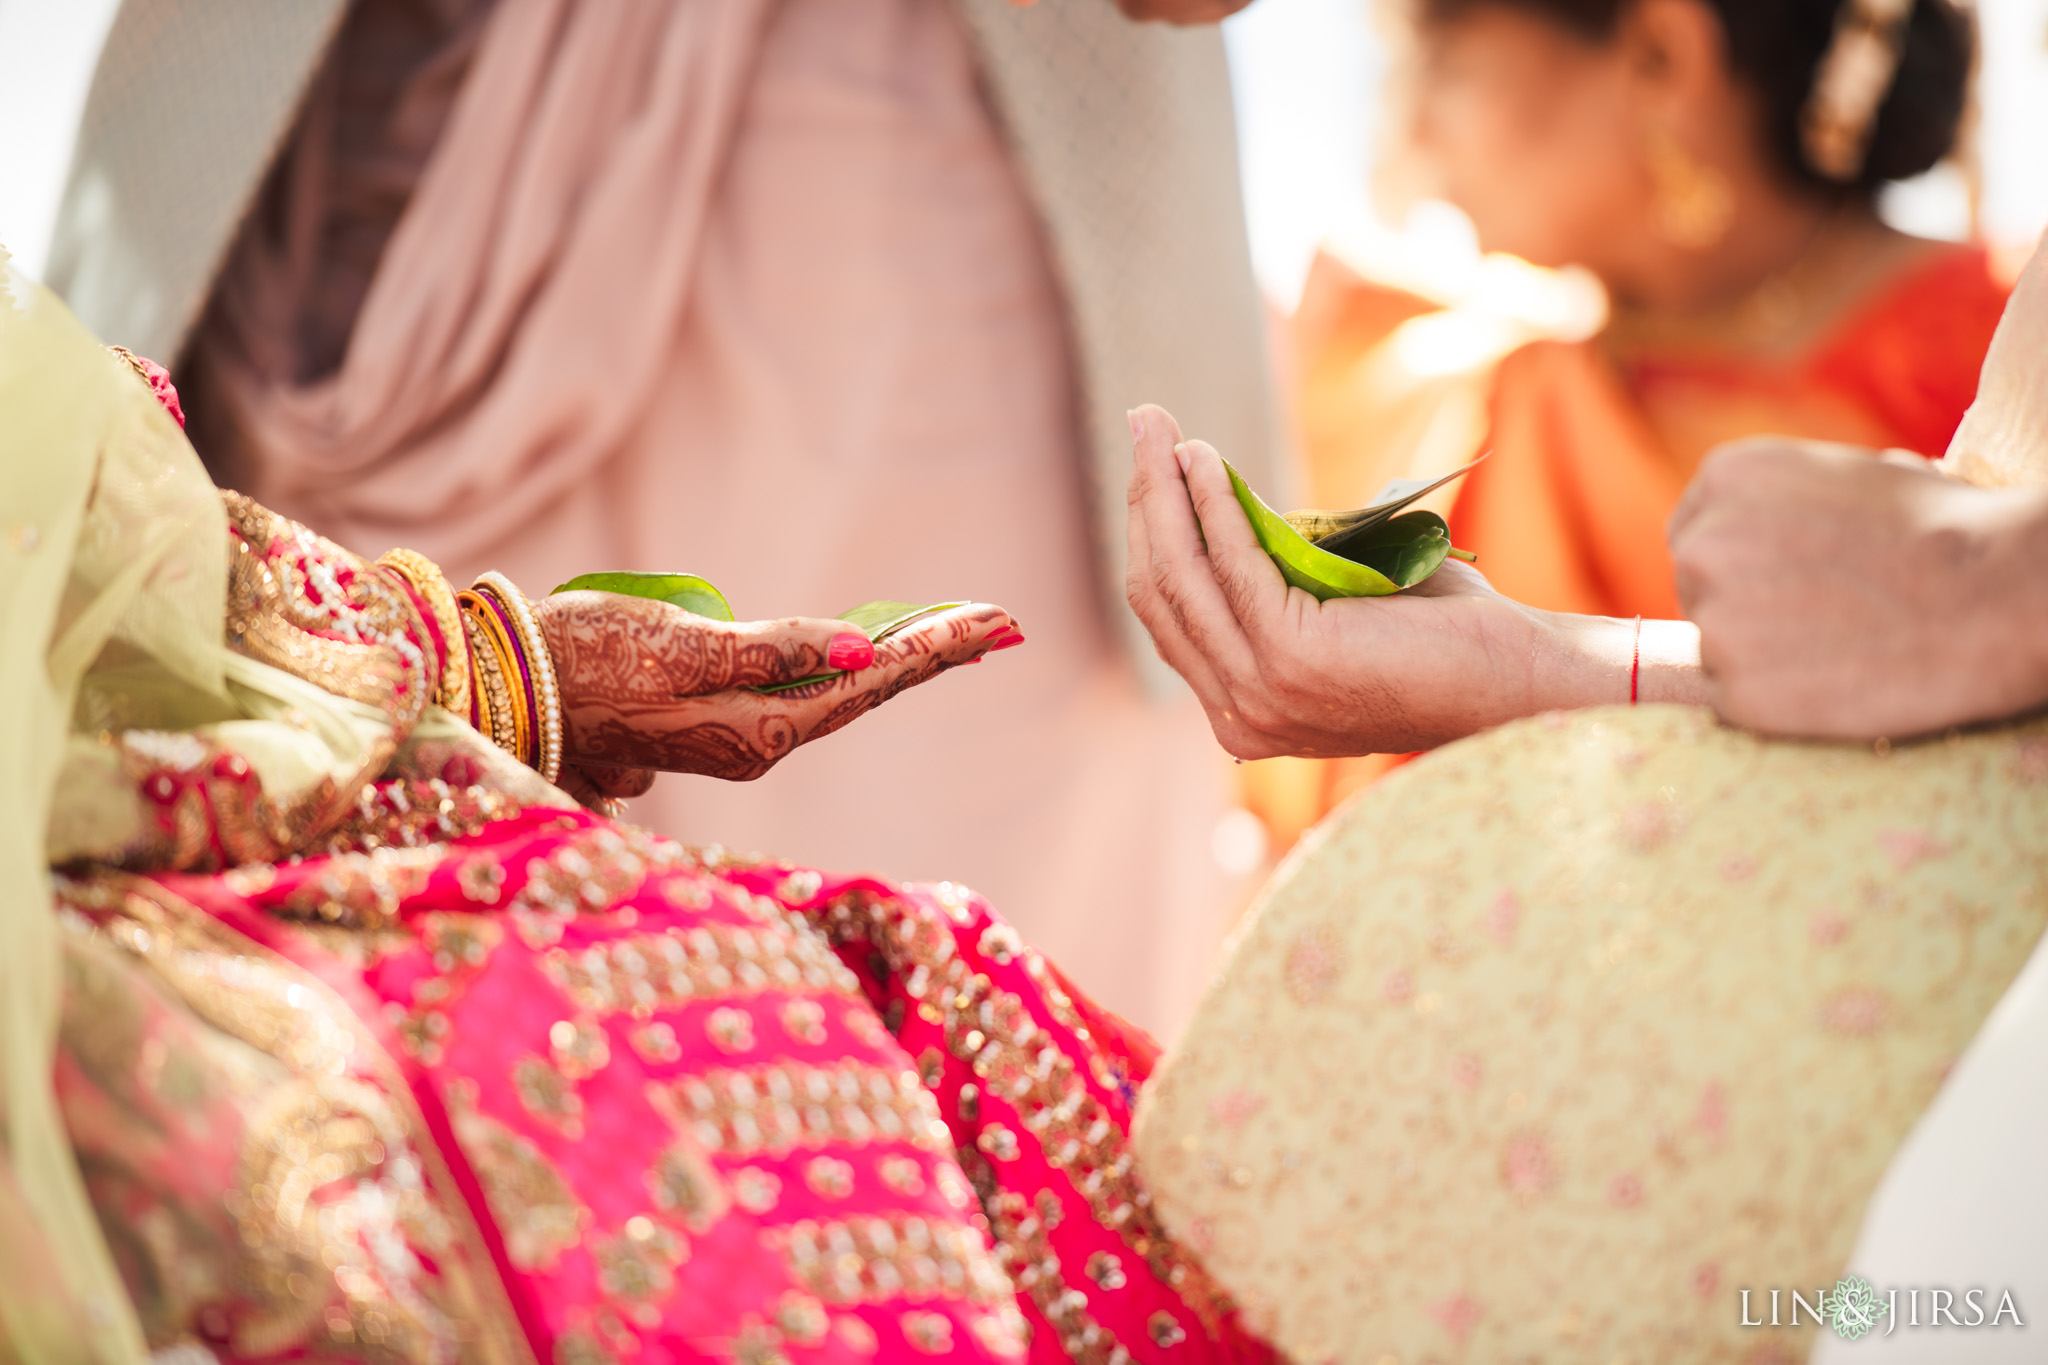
538;593;1015;782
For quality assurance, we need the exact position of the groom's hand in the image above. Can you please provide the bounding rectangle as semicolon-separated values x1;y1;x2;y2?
537;593;1021;785
1124;404;1549;759
1671;438;2048;739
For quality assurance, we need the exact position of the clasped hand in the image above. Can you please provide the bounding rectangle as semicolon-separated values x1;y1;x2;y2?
1671;439;2048;738
537;592;1019;803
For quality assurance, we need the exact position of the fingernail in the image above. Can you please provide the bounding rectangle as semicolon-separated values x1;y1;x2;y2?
1173;442;1192;475
827;632;874;671
1128;409;1143;445
989;633;1026;652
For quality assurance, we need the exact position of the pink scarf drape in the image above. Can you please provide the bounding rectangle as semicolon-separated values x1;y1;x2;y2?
206;0;774;566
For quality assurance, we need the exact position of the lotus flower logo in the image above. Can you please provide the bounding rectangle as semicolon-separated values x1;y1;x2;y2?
1829;1274;1885;1341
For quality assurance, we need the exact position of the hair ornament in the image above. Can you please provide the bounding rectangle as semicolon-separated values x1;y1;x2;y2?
1801;0;1917;182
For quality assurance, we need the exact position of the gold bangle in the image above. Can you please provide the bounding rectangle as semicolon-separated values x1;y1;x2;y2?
458;590;528;763
461;608;501;747
376;549;472;721
473;572;563;785
471;636;497;743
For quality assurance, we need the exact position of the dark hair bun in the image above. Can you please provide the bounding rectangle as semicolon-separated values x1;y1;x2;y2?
1855;0;1973;185
1418;0;1975;193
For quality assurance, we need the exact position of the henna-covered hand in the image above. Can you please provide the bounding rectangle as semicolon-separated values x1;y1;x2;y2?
536;592;1022;784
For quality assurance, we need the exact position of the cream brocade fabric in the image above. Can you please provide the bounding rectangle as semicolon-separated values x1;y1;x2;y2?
1132;239;2048;1363
1136;708;2048;1362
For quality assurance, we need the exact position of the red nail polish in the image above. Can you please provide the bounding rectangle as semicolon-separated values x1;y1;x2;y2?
990;633;1026;652
827;633;874;671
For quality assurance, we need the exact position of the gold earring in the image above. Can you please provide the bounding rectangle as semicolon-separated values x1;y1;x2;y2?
1647;123;1734;250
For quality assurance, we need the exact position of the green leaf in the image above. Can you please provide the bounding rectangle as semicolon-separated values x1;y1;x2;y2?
1314;509;1451;588
1229;460;1478;599
1279;456;1486;546
1225;460;1401;599
835;600;968;642
550;571;734;621
751;600;970;694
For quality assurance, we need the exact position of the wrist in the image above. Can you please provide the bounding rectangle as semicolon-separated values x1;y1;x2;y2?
1527;611;1707;715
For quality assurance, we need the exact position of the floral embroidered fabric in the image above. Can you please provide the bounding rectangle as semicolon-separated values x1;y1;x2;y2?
1136;705;2048;1363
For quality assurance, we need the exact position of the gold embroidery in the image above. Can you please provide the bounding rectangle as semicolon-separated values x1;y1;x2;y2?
645;1062;950;1159
91;494;458;874
539;922;862;1018
458;858;509;905
773;1293;829;1344
502;824;690;947
315;779;518;859
551;1328;618;1365
548;1018;611;1080
643;1140;729;1232
730;1168;782;1213
221;492;432;730
770;1213;1013;1309
444;1081;589;1273
591;1216;688;1326
512;1056;586;1139
972;1161;1129;1365
273;844;441;930
376;549;472;721
115;729;321;872
230;1074;462;1359
55;872;535;1365
809;889;1238;1338
421;912;503;978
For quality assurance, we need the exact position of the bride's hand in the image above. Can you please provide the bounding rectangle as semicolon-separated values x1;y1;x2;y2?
1124;404;1701;758
536;593;1021;789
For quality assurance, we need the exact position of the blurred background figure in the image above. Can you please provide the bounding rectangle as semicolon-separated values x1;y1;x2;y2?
14;0;1280;1040
1224;0;2048;853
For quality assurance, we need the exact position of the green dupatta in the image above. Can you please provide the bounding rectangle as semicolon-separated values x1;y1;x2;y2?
1;255;225;1365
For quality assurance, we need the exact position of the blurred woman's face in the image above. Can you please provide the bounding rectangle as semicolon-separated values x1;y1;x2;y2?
1412;6;1651;269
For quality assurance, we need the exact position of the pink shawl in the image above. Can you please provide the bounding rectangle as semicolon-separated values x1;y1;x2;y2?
202;0;774;566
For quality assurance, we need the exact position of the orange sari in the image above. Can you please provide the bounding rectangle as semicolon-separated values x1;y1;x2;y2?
1455;244;2011;619
1245;243;2011;850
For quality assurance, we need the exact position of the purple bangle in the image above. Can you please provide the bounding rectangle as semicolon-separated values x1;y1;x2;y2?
475;585;540;768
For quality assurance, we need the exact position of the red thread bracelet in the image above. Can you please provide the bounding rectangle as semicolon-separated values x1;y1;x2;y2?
1630;615;1642;705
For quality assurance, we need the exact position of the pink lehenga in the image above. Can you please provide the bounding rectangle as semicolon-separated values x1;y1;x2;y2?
7;278;1267;1364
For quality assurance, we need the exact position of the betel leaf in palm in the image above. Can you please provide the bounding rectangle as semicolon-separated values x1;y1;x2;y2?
552;571;735;621
1225;455;1483;600
548;573;963;695
752;600;969;695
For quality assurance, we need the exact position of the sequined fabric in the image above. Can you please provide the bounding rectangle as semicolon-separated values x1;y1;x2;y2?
58;803;1272;1363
